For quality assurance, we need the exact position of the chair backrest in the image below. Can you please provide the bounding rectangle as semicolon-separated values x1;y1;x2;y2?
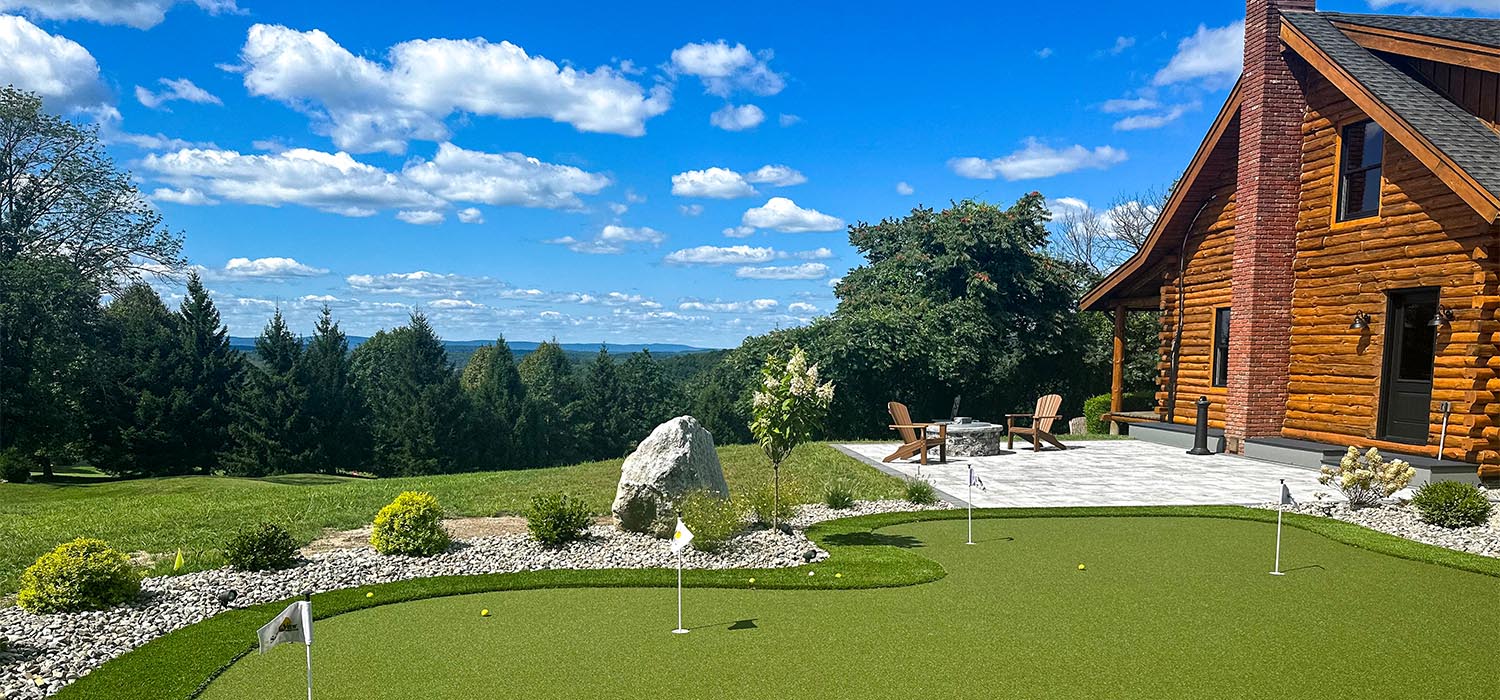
1034;394;1063;433
888;402;918;444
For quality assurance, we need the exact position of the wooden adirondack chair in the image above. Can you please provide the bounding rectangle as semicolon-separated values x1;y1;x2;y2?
884;402;947;465
1007;394;1068;452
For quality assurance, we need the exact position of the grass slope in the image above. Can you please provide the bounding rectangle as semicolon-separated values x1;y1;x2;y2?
0;444;900;593
54;506;1500;700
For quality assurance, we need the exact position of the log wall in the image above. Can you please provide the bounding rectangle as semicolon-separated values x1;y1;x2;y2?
1285;71;1500;472
1156;170;1238;429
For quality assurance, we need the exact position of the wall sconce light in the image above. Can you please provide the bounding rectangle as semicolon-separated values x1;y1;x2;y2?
1349;311;1371;330
1429;305;1455;328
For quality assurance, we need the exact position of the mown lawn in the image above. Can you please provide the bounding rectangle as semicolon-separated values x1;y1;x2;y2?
0;443;901;594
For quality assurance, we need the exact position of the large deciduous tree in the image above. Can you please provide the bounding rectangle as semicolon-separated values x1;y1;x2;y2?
516;341;579;467
0;87;184;291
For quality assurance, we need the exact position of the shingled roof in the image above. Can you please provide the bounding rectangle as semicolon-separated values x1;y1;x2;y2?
1318;11;1500;51
1282;11;1500;214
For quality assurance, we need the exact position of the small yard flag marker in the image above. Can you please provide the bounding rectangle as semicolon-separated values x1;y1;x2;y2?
1270;480;1295;576
257;598;313;700
671;518;693;634
966;467;985;545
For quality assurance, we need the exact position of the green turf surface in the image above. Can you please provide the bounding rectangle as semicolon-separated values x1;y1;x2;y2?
0;444;900;593
187;514;1499;700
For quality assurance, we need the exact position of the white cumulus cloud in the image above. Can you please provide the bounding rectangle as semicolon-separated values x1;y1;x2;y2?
457;207;484;224
546;224;665;255
0;15;107;112
0;0;239;29
664;245;779;265
401;143;611;210
670;40;785;97
1153;21;1244;87
218;257;329;279
710;104;765;131
740;197;844;233
237;23;671;153
135;78;221;109
679;298;780;313
671;164;803;199
735;263;829;280
743;164;805;187
948;140;1127;181
396;209;444;225
896;181;914;196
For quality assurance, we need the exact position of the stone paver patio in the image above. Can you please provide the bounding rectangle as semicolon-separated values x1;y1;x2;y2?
835;439;1336;508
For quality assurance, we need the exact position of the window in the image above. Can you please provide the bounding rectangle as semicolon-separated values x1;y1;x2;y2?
1337;120;1384;221
1212;307;1231;388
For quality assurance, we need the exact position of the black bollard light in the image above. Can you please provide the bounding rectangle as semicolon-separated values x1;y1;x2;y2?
1187;396;1214;456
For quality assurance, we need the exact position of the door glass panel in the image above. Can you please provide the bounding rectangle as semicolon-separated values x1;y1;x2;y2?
1397;298;1436;381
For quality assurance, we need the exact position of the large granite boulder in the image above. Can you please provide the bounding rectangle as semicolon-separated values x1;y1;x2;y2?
611;416;729;533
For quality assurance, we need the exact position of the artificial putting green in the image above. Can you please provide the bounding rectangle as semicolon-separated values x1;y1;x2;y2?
197;516;1500;700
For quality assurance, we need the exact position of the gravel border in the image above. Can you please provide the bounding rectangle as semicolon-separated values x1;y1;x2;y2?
1254;493;1500;559
0;499;952;699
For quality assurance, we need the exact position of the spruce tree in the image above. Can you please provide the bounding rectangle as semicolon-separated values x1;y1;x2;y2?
462;336;526;469
516;341;577;467
575;347;629;460
351;312;467;476
87;284;179;476
224;310;306;476
301;307;369;473
618;350;676;447
171;273;240;473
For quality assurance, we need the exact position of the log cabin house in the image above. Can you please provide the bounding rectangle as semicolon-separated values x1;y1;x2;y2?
1083;0;1500;483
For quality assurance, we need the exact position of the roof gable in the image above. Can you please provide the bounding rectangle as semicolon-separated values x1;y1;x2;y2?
1283;11;1500;222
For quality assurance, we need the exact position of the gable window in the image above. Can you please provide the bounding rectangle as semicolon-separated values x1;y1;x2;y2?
1212;307;1231;388
1337;120;1384;222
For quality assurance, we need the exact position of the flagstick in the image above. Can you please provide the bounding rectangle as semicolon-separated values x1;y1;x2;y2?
673;551;688;634
966;476;975;545
1270;479;1286;576
304;636;313;700
303;597;313;700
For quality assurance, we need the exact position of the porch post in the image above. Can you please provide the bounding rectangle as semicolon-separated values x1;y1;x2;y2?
1111;305;1126;435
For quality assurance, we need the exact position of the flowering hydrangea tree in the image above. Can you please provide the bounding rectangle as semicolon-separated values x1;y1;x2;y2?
1318;446;1415;507
750;346;835;532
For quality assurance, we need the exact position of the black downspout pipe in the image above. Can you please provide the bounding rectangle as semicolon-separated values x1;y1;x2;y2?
1165;194;1218;423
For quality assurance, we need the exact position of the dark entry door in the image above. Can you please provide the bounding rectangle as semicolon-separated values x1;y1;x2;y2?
1379;289;1438;443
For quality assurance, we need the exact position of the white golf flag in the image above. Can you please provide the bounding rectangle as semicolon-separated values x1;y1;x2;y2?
671;518;694;554
969;467;986;491
1279;481;1296;507
258;600;312;654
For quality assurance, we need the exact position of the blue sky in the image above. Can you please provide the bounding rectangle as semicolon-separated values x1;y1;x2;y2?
1;0;1495;346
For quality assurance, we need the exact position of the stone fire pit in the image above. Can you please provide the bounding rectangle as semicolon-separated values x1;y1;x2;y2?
933;421;1006;457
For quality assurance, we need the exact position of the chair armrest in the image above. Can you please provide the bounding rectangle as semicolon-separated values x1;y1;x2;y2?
889;424;933;430
1005;413;1034;418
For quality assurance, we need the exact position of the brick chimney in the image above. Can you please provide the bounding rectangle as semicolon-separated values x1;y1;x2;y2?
1224;0;1313;451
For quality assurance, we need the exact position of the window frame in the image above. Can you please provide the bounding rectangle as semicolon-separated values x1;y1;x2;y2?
1211;307;1231;388
1334;118;1385;224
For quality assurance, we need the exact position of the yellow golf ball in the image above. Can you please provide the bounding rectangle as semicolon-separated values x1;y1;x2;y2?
365;592;374;598
1078;564;1086;571
480;609;490;617
835;573;843;579
748;577;755;584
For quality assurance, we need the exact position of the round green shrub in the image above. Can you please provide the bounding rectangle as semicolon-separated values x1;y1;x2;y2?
526;493;593;546
745;483;798;528
823;481;856;510
1411;481;1492;528
224;522;299;572
17;538;141;614
904;478;939;506
680;490;744;553
370;491;451;556
1;449;34;484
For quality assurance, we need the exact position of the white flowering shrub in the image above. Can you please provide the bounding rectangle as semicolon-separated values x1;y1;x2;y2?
1318;446;1415;507
750;346;835;531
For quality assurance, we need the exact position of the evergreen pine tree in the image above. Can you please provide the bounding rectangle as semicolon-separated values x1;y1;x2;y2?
301;307;370;473
618;350;676;446
575;347;629;460
351;312;467;476
462;336;526;469
516;341;578;467
170;273;240;473
224;310;307;476
87;284;179;476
